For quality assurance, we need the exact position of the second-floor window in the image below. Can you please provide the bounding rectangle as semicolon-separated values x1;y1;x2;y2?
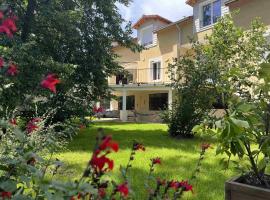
201;0;221;28
151;61;161;81
140;25;153;46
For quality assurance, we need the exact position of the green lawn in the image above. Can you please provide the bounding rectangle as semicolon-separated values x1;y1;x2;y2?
56;122;237;200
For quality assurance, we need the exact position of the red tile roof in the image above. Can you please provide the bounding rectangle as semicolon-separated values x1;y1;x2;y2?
186;0;197;6
132;15;172;29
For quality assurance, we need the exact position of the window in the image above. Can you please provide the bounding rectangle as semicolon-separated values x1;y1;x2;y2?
201;0;221;28
118;95;135;110
151;61;161;81
149;93;168;111
140;26;153;46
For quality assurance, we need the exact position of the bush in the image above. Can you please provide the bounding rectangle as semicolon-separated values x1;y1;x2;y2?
164;51;217;138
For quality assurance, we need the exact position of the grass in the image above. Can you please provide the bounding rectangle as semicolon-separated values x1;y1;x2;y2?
56;122;237;200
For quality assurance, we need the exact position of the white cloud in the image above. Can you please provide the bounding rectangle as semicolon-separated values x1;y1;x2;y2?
118;0;193;24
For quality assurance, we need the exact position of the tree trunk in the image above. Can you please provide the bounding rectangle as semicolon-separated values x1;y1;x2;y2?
21;0;37;42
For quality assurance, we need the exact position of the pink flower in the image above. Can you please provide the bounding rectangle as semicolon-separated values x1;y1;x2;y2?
7;63;18;76
26;118;41;134
117;182;129;197
41;74;60;93
0;57;4;68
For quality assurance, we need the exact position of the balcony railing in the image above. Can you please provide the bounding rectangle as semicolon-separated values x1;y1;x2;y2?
108;68;171;86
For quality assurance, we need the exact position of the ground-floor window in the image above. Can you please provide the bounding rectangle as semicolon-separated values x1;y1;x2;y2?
149;93;168;111
118;95;135;110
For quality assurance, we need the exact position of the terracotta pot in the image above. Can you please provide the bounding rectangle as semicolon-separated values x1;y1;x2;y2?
225;176;270;200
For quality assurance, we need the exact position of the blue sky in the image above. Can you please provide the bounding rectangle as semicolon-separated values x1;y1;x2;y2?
117;0;193;31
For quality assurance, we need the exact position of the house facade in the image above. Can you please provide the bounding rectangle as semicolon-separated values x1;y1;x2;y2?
108;0;270;122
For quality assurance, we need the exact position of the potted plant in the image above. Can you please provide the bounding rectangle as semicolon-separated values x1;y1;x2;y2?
214;101;270;200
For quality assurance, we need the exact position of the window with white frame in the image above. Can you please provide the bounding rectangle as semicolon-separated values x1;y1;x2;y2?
201;0;221;28
150;60;161;81
140;26;153;46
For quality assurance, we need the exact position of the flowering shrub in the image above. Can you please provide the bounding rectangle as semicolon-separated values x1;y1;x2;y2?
0;5;210;200
0;123;210;199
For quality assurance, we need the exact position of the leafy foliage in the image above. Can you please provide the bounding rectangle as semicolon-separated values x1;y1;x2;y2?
193;15;270;187
0;0;140;123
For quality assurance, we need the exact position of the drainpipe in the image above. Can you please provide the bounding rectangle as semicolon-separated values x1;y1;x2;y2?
176;23;182;58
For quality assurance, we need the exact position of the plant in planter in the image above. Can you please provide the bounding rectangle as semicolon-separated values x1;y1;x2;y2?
192;15;270;200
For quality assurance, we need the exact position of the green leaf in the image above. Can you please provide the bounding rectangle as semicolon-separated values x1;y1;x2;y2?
0;180;17;192
237;103;255;112
230;117;249;129
258;158;268;171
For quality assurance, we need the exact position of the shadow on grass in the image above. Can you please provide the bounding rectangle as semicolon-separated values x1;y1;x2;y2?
64;123;217;153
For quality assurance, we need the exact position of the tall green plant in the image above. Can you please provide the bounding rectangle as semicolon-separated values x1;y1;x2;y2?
193;15;270;187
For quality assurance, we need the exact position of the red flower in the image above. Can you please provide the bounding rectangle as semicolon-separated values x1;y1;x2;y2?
9;118;17;126
2;18;17;32
41;74;60;93
27;157;37;166
157;178;166;186
0;57;4;68
0;16;17;38
7;63;18;76
79;124;86;130
70;193;82;200
99;135;119;152
201;143;211;151
179;180;193;192
170;181;180;190
133;143;145;151
93;106;104;114
0;191;12;199
90;153;114;172
117;182;129;197
152;157;161;165
26;118;41;134
98;188;106;198
0;25;12;37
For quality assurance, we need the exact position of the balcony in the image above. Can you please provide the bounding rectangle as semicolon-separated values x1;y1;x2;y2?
108;68;171;86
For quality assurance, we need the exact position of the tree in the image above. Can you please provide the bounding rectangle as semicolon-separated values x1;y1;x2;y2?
166;14;270;138
0;0;140;123
193;15;270;186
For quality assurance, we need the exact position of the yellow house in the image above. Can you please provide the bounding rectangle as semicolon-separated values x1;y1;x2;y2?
107;0;270;122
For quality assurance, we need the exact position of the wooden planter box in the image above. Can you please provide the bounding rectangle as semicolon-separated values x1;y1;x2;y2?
225;176;270;200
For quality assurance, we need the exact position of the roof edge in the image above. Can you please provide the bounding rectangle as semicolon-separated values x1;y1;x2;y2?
132;15;172;29
154;16;193;33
